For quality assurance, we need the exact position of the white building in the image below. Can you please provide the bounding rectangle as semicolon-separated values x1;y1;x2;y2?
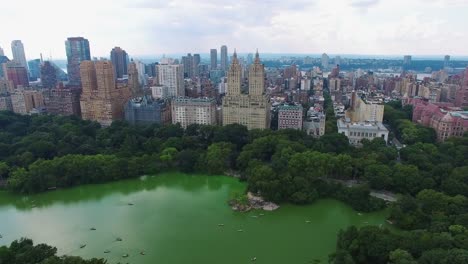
158;64;185;97
151;85;169;99
301;78;311;91
338;118;389;146
171;97;217;128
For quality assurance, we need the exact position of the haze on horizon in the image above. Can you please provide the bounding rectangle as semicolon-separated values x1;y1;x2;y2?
1;0;467;59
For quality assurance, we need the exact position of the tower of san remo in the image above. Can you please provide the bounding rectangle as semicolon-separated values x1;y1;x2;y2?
222;51;270;129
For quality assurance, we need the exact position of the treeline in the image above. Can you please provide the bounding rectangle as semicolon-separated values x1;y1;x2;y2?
0;110;467;201
0;238;106;264
332;225;468;264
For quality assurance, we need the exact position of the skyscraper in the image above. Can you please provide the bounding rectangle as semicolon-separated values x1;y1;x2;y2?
40;61;57;88
65;37;91;85
158;64;185;97
193;54;201;77
0;46;4;56
110;47;128;79
210;49;217;70
28;59;41;81
79;60;131;126
220;45;228;71
11;40;28;71
182;53;193;78
444;55;450;68
403;55;412;65
128;61;140;96
222;50;270;130
321;53;329;69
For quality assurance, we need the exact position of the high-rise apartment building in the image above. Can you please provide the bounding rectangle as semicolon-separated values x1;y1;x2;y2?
79;60;131;126
346;92;384;122
128;61;140;96
110;47;128;79
11;40;28;71
171;97;217;128
157;64;185;97
210;49;217;70
65;37;91;85
11;89;44;114
40;61;57;88
222;51;270;130
220;45;228;71
0;46;4;56
43;86;81;116
2;62;29;88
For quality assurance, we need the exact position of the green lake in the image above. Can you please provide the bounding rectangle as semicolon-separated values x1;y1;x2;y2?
0;173;390;264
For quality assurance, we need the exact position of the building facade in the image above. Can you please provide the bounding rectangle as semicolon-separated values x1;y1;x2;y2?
220;45;228;71
124;95;170;125
346;92;384;122
158;64;185;97
278;104;303;130
79;60;131;126
410;99;468;142
11;40;28;71
222;51;271;130
0;95;13;111
338;119;389;146
110;47;128;79
210;49;217;70
40;61;57;88
65;37;91;85
43;86;81;116
303;110;326;138
171;97;217;128
2;62;29;88
10;89;44;114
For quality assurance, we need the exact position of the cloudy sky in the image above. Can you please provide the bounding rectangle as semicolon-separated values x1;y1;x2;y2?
1;0;467;59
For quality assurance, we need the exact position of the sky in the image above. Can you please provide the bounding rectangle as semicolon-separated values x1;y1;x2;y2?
1;0;467;59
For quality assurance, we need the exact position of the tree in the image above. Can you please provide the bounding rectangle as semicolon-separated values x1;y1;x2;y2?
388;249;417;264
364;164;392;190
205;142;234;174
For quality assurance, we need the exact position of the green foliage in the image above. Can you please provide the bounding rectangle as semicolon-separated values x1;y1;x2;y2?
0;238;106;264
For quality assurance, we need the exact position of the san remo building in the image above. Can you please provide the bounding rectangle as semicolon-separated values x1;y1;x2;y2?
222;51;270;129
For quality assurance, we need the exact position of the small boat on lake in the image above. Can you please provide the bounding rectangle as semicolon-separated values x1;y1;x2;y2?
79;244;86;248
122;254;129;258
251;257;257;261
237;229;244;232
116;237;123;241
90;227;96;231
140;251;145;255
104;250;110;253
217;224;224;226
128;203;134;206
305;220;311;223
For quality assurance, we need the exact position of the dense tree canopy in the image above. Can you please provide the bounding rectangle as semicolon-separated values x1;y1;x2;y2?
0;238;106;264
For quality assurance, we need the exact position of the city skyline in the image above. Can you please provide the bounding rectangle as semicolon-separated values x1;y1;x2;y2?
1;0;468;59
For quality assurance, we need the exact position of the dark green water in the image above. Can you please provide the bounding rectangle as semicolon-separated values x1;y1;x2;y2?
0;173;389;264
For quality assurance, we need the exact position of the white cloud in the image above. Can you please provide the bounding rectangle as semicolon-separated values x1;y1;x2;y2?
0;0;466;59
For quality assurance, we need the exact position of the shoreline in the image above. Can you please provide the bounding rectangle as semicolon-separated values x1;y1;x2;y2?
230;192;280;212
